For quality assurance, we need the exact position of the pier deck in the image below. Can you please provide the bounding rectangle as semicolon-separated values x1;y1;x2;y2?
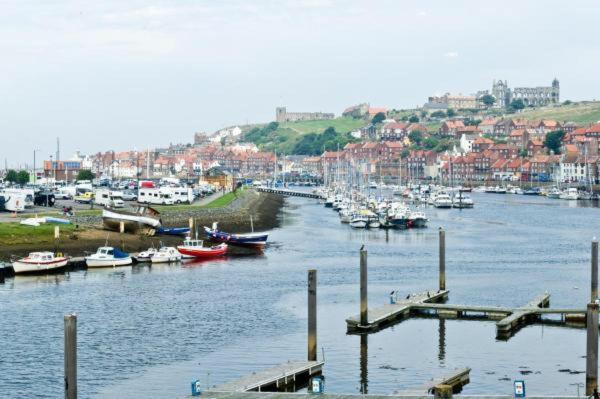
348;291;588;339
256;187;322;199
395;367;471;395
346;290;449;332
213;361;324;392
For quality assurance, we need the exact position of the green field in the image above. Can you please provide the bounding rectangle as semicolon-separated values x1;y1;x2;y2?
0;223;76;245
246;117;366;154
497;101;600;124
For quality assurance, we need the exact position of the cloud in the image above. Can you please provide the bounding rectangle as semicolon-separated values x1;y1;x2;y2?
444;51;459;58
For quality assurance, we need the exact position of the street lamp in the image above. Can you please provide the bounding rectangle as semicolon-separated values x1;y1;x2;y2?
33;149;40;186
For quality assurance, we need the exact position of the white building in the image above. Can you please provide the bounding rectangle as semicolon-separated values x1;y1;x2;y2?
459;133;478;153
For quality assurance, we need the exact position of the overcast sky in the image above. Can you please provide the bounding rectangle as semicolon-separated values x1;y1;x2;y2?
1;0;599;167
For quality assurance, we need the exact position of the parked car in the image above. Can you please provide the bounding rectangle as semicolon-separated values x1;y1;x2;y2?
34;191;56;207
122;190;138;201
74;192;94;204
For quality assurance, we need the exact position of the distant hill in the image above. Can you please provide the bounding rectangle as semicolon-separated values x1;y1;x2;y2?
243;117;366;155
500;101;600;124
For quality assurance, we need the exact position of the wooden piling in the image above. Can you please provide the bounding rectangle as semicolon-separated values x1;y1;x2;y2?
360;248;368;326
308;269;317;362
592;240;598;303
439;228;446;291
434;384;453;399
586;302;598;396
64;313;77;399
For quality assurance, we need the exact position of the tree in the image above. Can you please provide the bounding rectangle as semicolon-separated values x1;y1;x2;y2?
423;136;439;150
77;169;95;181
371;112;386;125
544;130;566;155
563;100;572;105
430;111;446;119
420;110;428;118
408;130;423;145
509;99;525;111
408;115;419;123
401;148;410;158
519;149;528;158
4;169;17;183
480;94;496;108
446;108;456;117
16;170;29;186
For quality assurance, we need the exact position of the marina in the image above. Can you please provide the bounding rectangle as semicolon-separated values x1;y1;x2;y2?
2;193;600;398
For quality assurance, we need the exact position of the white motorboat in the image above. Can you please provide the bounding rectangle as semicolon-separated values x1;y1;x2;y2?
578;191;593;200
136;247;158;262
452;193;474;208
433;192;453;208
12;252;68;274
547;187;561;199
408;210;428;228
339;208;352;223
102;206;162;233
85;247;132;268
559;188;579;200
349;213;368;228
151;247;182;263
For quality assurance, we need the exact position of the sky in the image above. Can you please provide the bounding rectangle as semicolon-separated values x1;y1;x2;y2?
1;0;600;167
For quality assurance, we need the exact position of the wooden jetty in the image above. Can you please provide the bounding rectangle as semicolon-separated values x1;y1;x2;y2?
212;361;324;392
256;187;322;199
346;289;449;332
395;367;471;395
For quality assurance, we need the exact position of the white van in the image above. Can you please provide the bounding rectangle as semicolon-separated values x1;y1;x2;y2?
166;187;194;204
0;192;27;212
138;188;175;205
2;188;34;208
94;189;125;208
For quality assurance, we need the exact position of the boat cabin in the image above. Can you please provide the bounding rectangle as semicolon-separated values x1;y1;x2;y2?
27;252;54;261
183;238;203;247
96;247;115;256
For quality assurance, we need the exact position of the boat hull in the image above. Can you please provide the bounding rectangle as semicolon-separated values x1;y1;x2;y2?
204;228;268;248
12;258;68;274
85;257;132;268
177;244;228;258
102;209;161;233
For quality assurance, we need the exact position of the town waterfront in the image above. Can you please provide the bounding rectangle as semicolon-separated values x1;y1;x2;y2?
1;193;598;398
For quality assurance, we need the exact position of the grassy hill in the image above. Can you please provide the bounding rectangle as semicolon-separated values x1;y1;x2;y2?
244;117;366;154
498;101;600;124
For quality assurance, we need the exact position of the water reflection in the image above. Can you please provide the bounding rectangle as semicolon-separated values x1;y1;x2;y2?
360;334;368;394
438;319;446;364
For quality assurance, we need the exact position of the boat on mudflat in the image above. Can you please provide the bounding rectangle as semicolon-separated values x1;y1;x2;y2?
177;237;228;259
204;225;268;248
12;252;69;274
102;206;162;233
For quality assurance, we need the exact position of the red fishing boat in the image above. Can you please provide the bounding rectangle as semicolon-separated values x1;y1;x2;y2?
177;237;228;259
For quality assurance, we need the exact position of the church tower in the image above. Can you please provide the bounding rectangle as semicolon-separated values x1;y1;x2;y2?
551;78;560;104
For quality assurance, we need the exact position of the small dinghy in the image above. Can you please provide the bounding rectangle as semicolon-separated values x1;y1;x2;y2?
151;247;182;263
135;248;158;262
156;227;191;236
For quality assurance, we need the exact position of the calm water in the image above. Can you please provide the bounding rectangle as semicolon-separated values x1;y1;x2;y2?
1;193;599;398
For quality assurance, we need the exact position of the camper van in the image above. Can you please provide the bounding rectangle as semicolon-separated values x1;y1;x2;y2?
94;189;125;208
138;188;175;205
166;187;194;204
0;192;27;212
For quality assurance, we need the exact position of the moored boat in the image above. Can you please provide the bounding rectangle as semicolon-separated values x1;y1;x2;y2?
12;252;68;274
177;237;228;258
204;225;268;248
151;247;182;263
136;247;157;262
102;206;162;233
86;247;132;268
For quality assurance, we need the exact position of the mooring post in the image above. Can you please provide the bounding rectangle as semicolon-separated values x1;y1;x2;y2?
308;269;317;361
360;247;368;326
64;313;77;399
592;239;598;303
439;228;446;291
586;302;599;396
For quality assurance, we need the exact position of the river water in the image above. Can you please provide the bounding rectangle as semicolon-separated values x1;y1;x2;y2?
0;193;599;398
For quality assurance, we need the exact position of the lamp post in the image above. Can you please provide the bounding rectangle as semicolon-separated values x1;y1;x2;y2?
33;149;39;186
